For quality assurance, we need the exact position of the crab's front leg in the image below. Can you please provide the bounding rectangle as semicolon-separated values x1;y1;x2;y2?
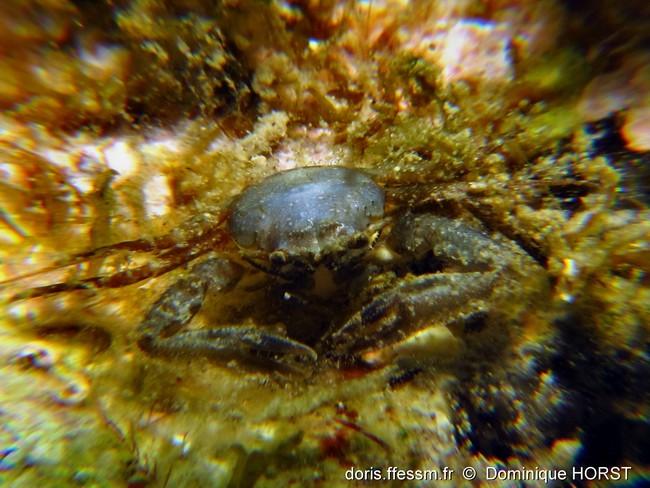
332;214;534;364
137;257;316;364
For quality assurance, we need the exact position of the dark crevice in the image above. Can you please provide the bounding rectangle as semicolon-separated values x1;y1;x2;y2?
551;314;650;467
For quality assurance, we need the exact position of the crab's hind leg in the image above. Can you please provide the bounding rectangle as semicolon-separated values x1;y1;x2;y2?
137;257;316;364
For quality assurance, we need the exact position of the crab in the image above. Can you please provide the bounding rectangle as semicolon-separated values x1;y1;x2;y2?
134;166;543;368
6;166;544;369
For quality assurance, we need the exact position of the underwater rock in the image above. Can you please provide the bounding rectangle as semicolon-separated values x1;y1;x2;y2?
0;0;648;486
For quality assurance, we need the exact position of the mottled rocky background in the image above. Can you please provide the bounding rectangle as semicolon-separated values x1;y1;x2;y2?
0;0;648;486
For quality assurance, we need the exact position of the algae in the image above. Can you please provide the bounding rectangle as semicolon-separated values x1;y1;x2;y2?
0;0;648;486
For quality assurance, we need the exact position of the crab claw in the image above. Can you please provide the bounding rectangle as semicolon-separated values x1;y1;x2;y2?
141;326;317;364
331;271;497;354
204;326;318;362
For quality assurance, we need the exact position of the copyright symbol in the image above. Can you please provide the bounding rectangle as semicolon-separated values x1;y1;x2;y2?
462;467;477;480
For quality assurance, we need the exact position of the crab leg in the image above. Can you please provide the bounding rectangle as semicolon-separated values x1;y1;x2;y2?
5;213;232;302
137;257;316;362
388;214;506;270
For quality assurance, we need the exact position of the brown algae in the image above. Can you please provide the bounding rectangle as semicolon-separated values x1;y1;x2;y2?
0;0;648;486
